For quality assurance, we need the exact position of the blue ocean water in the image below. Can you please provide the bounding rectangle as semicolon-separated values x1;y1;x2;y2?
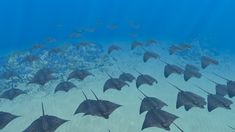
0;1;235;132
1;0;235;55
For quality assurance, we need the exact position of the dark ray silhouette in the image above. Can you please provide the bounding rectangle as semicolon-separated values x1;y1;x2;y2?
67;69;93;81
137;88;167;114
227;82;235;98
204;76;228;97
213;73;235;98
143;51;160;63
135;71;157;89
117;68;135;83
142;109;184;132
195;85;233;112
169;44;192;55
131;41;143;50
54;81;76;93
168;83;206;111
108;45;121;54
184;70;202;81
0;88;26;100
164;64;184;78
74;90;121;119
119;72;135;83
28;68;55;86
74;91;97;116
23;103;68;132
201;56;219;69
90;90;122;119
103;73;129;92
184;64;202;81
0;112;19;130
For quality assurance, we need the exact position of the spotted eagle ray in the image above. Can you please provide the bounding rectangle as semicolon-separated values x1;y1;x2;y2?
143;51;160;63
117;67;135;83
103;73;129;92
108;45;121;54
201;56;219;69
54;81;77;93
194;85;233;112
0;87;26;100
164;63;184;78
135;70;158;89
142;109;184;132
67;69;93;81
184;64;202;81
28;68;55;86
204;76;228;97
137;88;167;114
168;82;206;111
213;73;235;98
169;44;192;55
0;112;19;130
131;41;144;50
23;103;68;132
74;90;121;119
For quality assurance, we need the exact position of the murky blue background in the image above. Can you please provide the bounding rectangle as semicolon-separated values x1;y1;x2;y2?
1;0;235;55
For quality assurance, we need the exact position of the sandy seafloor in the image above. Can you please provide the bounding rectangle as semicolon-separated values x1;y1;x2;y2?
0;41;235;132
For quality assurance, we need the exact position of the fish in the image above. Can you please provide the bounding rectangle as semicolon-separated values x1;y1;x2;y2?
74;90;121;119
195;85;233;112
168;82;206;111
135;71;158;89
108;45;121;54
142;109;183;132
0;88;26;100
131;41;144;50
143;51;160;63
137;88;167;114
28;68;55;86
0;112;19;130
23;103;68;132
67;69;93;81
201;56;219;69
103;73;129;92
169;44;192;55
54;81;77;93
164;64;184;78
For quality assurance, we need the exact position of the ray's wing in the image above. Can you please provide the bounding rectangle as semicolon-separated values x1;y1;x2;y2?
101;100;122;116
74;100;97;115
0;112;19;129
